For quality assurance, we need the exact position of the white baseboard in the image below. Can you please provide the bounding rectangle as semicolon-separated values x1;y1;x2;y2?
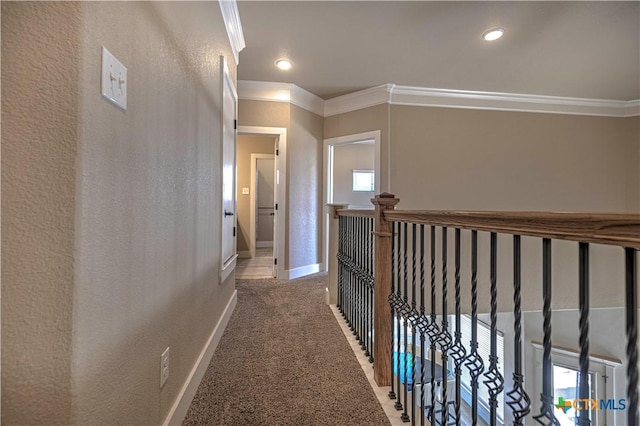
237;250;251;259
256;241;273;248
162;290;238;426
286;263;322;280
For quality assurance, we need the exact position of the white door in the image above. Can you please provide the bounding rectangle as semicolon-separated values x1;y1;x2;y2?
221;59;237;268
256;157;275;247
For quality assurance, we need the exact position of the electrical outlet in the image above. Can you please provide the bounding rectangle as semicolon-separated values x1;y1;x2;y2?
160;347;170;388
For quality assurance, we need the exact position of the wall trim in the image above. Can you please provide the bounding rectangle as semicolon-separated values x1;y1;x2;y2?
239;80;639;118
163;290;238;426
220;255;237;283
238;81;324;116
324;84;393;117
237;250;251;259
390;85;640;118
286;263;322;280
219;0;245;65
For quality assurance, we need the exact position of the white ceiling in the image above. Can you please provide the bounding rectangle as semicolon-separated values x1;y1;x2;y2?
237;1;640;101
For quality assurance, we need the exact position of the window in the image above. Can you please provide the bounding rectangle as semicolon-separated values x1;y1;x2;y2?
532;342;619;426
352;170;374;192
458;315;505;422
553;365;596;426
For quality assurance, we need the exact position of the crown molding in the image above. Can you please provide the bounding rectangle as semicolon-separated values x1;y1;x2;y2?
323;84;393;117
390;86;640;118
219;0;245;65
238;80;639;118
237;81;325;116
625;100;640;117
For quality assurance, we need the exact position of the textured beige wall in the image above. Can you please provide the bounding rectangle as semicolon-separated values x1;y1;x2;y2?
2;3;80;423
390;105;639;212
2;2;236;424
332;143;375;206
289;105;324;270
72;3;236;424
324;104;390;192
237;135;276;252
387;106;639;312
238;99;290;129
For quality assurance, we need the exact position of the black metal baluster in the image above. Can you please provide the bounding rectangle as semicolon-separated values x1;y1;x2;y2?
428;226;439;426
355;217;365;350
419;224;427;426
484;233;504;426
395;223;404;411
337;216;344;313
411;224;418;426
440;227;453;426
366;217;373;361
626;248;638;426
359;217;369;355
506;235;531;425
357;217;363;343
345;216;350;322
389;221;397;400
402;222;410;422
366;217;372;360
362;217;368;354
577;242;590;426
343;215;347;314
352;217;357;336
343;216;348;319
350;216;355;332
448;229;466;426
465;230;484;426
534;238;560;425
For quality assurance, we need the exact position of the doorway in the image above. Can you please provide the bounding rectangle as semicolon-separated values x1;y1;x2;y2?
236;126;287;279
322;130;381;271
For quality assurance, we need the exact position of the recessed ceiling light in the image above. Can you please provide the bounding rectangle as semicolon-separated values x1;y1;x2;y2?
275;59;293;70
482;28;504;41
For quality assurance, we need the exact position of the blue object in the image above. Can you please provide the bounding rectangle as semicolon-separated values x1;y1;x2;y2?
392;352;414;384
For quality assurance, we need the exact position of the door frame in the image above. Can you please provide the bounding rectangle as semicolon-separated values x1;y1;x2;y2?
322;130;381;271
250;153;276;256
238;126;287;279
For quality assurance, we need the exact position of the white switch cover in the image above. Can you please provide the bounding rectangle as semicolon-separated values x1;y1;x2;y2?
160;347;170;388
101;47;127;110
242;187;250;195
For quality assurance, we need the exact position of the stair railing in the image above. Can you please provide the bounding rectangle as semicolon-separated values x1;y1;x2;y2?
328;193;640;426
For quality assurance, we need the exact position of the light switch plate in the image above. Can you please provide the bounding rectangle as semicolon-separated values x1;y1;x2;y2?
160;347;170;388
101;47;127;110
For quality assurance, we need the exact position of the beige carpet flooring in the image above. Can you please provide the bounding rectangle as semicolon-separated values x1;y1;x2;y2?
182;273;391;426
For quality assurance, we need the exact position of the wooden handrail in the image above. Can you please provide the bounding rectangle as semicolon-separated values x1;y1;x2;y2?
336;208;375;218
384;210;640;249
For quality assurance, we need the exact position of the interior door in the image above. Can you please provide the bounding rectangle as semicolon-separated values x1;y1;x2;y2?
221;59;237;268
256;157;275;247
272;138;279;277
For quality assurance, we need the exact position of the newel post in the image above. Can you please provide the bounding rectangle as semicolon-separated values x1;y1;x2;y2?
327;204;348;305
372;193;400;386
